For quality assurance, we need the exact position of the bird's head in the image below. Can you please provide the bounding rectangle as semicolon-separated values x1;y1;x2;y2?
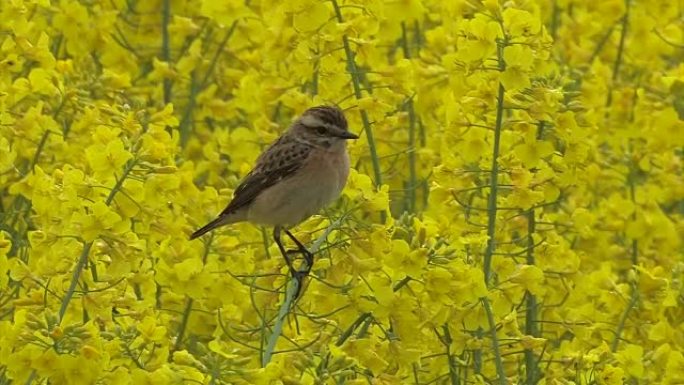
290;105;359;148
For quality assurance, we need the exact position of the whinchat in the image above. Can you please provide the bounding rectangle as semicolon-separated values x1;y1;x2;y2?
190;105;358;277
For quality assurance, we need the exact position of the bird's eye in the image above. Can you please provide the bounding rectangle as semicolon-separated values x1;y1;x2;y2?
315;126;327;135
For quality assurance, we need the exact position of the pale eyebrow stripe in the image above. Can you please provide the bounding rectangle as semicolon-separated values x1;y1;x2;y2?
299;114;322;127
300;114;338;130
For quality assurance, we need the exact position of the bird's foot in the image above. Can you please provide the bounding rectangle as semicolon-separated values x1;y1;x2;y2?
286;248;314;266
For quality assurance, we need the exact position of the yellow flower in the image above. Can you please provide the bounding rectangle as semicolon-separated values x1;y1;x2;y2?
513;139;554;168
616;344;644;378
293;1;330;32
200;0;253;27
501;45;534;91
343;169;390;213
85;139;132;178
28;68;60;96
73;201;129;242
509;264;546;296
596;365;625;385
4;345;42;383
342;338;389;374
102;69;131;89
169;16;201;40
456;15;500;62
384;239;427;279
665;351;684;382
137;316;167;343
502;8;541;38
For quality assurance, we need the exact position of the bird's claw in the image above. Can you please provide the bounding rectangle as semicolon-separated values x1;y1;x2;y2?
286;248;314;266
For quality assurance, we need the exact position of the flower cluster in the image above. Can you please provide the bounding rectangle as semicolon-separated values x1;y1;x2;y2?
1;0;682;384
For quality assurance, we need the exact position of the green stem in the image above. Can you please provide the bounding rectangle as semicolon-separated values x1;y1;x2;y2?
30;130;50;171
612;0;630;82
200;21;237;89
172;297;194;354
106;160;136;206
612;146;639;352
441;324;460;385
525;210;538;385
473;328;482;374
262;219;343;366
336;312;371;346
605;0;630;106
482;297;507;385
178;72;198;148
58;160;135;323
400;21;411;58
401;22;418;213
261;227;272;259
261;273;300;367
628;162;638;266
549;0;560;40
406;99;417;213
58;242;93;322
161;0;172;105
331;0;382;189
484;71;506;285
413;20;422;54
89;259;98;282
611;282;638;352
478;36;508;385
179;21;237;147
588;26;615;65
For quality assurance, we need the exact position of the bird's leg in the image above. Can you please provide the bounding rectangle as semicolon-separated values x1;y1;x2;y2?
273;226;299;277
284;229;314;274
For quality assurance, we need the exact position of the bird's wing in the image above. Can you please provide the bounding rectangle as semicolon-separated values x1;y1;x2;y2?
220;136;312;216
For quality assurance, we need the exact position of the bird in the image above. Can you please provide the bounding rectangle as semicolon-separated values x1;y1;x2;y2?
190;105;358;278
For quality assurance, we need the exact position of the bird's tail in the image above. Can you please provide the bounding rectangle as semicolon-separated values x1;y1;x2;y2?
190;216;228;240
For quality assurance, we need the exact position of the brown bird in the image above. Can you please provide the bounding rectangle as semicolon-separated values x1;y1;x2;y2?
191;105;358;277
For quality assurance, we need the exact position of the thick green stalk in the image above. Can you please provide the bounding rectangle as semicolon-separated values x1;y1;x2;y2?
331;0;382;189
161;0;172;105
262;220;342;366
611;282;638;352
336;312;371;346
605;0;630;106
482;297;507;385
441;324;460;385
200;21;237;89
261;273;300;367
612;0;630;82
172;298;194;354
483;83;505;284
58;242;93;321
401;22;418;213
58;160;136;323
406;99;417;213
612;157;639;352
549;0;560;40
525;210;539;385
179;73;198;148
479;37;508;385
179;21;236;148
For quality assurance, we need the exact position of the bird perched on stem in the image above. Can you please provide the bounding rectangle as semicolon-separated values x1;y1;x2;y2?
191;105;358;279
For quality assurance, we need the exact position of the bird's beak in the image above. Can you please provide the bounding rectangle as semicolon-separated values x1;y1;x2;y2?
337;131;359;140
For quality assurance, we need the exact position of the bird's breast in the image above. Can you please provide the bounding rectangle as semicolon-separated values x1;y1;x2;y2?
247;147;351;227
307;147;350;199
